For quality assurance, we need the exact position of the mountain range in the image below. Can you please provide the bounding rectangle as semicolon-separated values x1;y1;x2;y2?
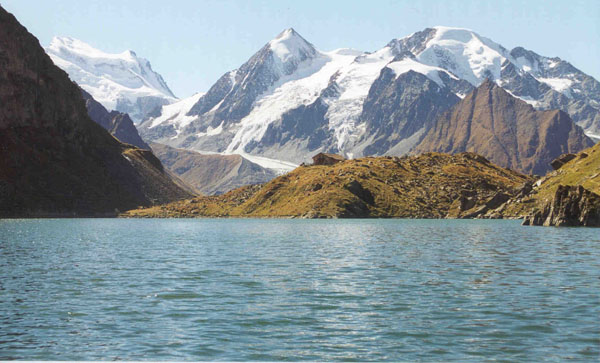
126;27;599;175
37;22;600;184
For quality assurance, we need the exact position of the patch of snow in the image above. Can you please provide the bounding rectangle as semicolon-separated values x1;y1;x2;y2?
536;77;574;95
189;149;297;174
196;122;224;138
513;56;538;74
386;57;457;87
504;89;541;107
586;132;600;142
235;152;298;174
148;92;204;129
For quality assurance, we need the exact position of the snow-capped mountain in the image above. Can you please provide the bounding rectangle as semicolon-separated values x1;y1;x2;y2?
46;37;177;123
139;27;600;166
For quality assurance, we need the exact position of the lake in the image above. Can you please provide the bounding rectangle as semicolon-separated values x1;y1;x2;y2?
0;219;598;361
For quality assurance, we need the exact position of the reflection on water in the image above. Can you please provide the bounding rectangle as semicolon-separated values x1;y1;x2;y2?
0;218;599;361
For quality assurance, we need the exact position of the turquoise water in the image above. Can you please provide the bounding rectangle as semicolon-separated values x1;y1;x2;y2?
0;219;598;361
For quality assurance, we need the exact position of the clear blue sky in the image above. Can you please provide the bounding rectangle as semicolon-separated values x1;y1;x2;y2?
3;0;599;98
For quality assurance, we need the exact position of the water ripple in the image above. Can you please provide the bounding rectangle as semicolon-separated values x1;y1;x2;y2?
0;218;598;361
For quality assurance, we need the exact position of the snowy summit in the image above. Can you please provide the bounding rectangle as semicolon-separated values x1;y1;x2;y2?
46;37;177;123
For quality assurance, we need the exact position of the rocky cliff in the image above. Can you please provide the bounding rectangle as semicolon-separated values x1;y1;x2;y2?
0;7;191;217
502;141;600;222
413;80;593;175
522;185;600;227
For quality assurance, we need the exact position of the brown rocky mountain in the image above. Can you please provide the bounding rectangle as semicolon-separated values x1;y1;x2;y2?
81;89;150;149
0;7;191;217
412;79;594;175
150;143;277;195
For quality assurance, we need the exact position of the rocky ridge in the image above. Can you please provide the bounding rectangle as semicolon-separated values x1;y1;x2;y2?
502;141;600;222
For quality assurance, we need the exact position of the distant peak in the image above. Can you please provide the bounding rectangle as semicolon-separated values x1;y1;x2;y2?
278;27;297;37
432;25;476;33
49;36;87;49
272;27;306;43
476;78;504;93
268;27;317;63
47;36;137;61
480;78;496;87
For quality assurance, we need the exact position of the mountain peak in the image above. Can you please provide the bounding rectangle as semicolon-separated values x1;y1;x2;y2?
45;36;177;121
410;25;508;86
276;27;298;38
431;26;477;37
479;78;497;89
268;27;317;63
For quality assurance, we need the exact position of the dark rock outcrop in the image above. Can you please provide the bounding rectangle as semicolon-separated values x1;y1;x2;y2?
80;89;150;149
550;153;577;170
344;180;375;205
522;185;600;227
0;7;191;217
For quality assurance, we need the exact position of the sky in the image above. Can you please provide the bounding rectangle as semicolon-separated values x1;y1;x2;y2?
3;0;599;99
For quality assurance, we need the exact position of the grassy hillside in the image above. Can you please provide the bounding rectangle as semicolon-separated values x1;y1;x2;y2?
123;152;531;218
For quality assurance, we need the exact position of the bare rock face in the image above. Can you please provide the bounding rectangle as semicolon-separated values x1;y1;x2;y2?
357;70;461;156
413;79;594;175
523;185;600;227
